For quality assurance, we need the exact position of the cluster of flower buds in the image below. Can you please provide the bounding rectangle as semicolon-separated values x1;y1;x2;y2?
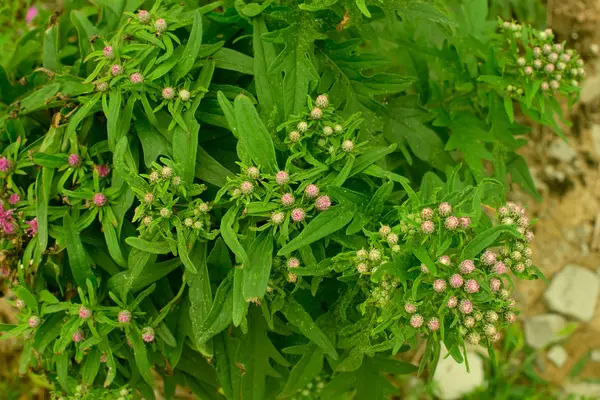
499;19;585;94
496;202;535;276
288;374;329;400
397;202;472;237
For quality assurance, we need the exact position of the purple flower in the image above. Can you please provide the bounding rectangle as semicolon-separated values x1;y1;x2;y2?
154;18;168;33
450;274;463;288
459;299;473;314
118;310;131;324
275;171;289;185
315;94;329;109
111;64;123;76
93;193;107;207
447;296;458;308
459;216;471;228
460;260;475;275
281;193;295;207
404;303;417;314
433;279;446;293
481;250;496;266
96;164;111;178
162;87;175;100
291;208;305;222
103;46;114;59
130;72;144;84
421;208;433;220
72;329;84;342
138;10;151;24
445;216;459;230
0;204;16;234
25;218;38;236
427;317;440;331
79;306;92;319
239;181;254;195
438;202;451;216
26;7;38;23
410;314;424;328
315;196;331;211
287;258;300;268
464;279;480;294
9;194;20;205
142;327;155;342
304;184;320;199
68;154;81;167
0;157;11;172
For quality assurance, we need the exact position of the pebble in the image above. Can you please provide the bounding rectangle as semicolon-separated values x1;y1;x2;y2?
547;345;568;367
564;382;600;397
547;139;577;163
433;345;485;400
592;350;600;362
591;125;600;156
524;314;568;349
543;265;599;322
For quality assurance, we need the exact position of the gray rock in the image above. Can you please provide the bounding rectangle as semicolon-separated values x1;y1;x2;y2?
592;125;600;157
547;139;577;163
591;350;600;362
564;382;600;397
547;345;568;367
524;314;568;349
544;265;599;322
433;346;485;400
581;74;600;104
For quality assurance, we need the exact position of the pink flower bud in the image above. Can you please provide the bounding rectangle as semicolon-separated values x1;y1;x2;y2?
444;216;459;230
543;44;552;54
28;316;40;328
103;46;114;59
490;278;501;292
420;263;429;274
68;154;81;167
100;353;107;363
0;157;11;172
93;193;107;207
507;298;516;309
464;279;480;294
438;202;451;216
439;255;450;266
287;272;297;283
137;10;151;24
553;43;563;52
459;216;471;228
271;211;285;225
288;131;300;142
421;208;433;220
26;6;38;23
9;193;20;205
421;221;434;234
524;66;533;75
483;324;496;337
130;72;144;84
315;195;331;211
427;317;440;331
291;208;305;222
304;184;320;199
118;310;131;323
141;327;155;343
516;57;526;66
246;166;260;179
533;47;541;57
548;53;558;63
275;171;289;185
357;263;368;274
493;261;506;275
525;231;534;242
310;107;323;120
450;274;464;288
512;263;525;273
433;279;446;293
545;63;555;73
541;81;550;91
315;94;329;108
404;303;417;314
154;18;168;33
72;329;84;342
533;59;542;69
459;299;473;314
240;181;254;195
464;316;475;328
162;87;175;100
111;64;123;76
369;249;381;261
15;299;25;309
386;233;398;245
297;121;308;132
96;164;110;178
505;312;516;323
341;140;354;153
281;193;295;207
447;296;458;308
481;250;496;266
287;257;300;268
410;314;424;328
78;306;92;319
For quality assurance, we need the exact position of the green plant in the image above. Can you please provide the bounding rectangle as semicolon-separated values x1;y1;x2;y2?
0;0;582;399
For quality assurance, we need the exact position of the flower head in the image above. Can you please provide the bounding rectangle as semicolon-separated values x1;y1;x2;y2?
438;202;451;216
459;216;471;228
246;166;260;179
287;257;300;269
297;121;308;132
0;157;11;172
287;272;297;283
271;211;285;225
28;316;40;328
369;249;382;262
315;195;331;211
421;208;433;220
460;259;475;275
445;216;459;230
24;218;38;236
103;46;114;59
289;131;301;142
160;208;170;218
467;332;480;345
68;154;81;167
464;279;480;294
111;64;123;76
141;327;155;343
310;107;323;120
433;279;447;293
481;250;496;266
281;193;295;207
179;89;191;101
459;299;473;314
447;296;458;308
154;18;168;33
275;171;289;185
421;221;434;234
323;126;333;136
490;278;502;292
9;193;20;205
410;314;424;328
97;164;111;178
505;312;516;323
15;299;25;309
304;184;320;199
439;255;451;266
240;181;254;195
26;6;38;23
79;306;92;319
93;193;107;207
464;316;475;328
420;263;429;274
341;140;354;153
130;72;144;84
291;208;305;222
427;317;440;331
72;329;84;342
334;124;343;133
386;233;399;245
357;263;368;274
486;311;499;323
450;274;463;288
493;261;507;275
137;10;151;24
404;303;417;314
162;87;175;100
315;94;329;108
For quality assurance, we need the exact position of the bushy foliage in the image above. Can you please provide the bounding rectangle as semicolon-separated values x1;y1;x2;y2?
0;0;582;399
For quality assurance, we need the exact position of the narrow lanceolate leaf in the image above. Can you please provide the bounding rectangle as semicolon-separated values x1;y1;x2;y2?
64;213;96;289
172;118;200;185
279;346;324;397
193;272;234;344
101;213;126;268
65;93;102;145
252;16;282;121
43;23;60;72
128;325;154;386
188;242;212;347
278;206;354;255
461;225;521;259
114;137;148;192
107;88;122;151
243;231;273;300
125;237;172;254
175;220;198;274
233;94;278;173
281;296;338;360
413;247;437;276
220;207;249;265
173;10;203;81
35;167;53;256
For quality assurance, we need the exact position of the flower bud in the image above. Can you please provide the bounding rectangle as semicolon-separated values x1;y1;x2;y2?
137;10;151;24
142;216;153;226
464;279;480;294
357;263;368;274
281;193;295;207
505;312;516;323
104;46;114;59
297;121;308;132
118;310;131;323
420;263;429;274
548;53;558;63
464;316;475;328
541;81;550;91
240;181;254;195
516;57;526;66
141;327;155;342
427;317;440;331
288;131;300;142
483;324;496;337
545;63;555;73
315;195;331;211
486;311;499;323
304;184;320;199
459;299;473;314
154;18;167;33
490;278;501;292
323;126;333;136
450;274;463;288
533;59;542;69
410;314;424;328
160;208;170;218
438;202;451;216
149;171;159;182
557;62;566;71
93;193;107;207
433;279;446;293
15;299;25;309
369;249;381;262
96;82;109;92
310;107;323;120
28;316;40;328
68;154;81;167
467;332;481;345
439;255;450;266
287;272;298;283
291;208;305;222
444;216;459;230
193;221;203;229
162;87;175;100
421;221;434;234
533;47;541;57
315;94;329;108
386;233;399;245
271;211;285;225
79;306;92;319
493;261;507;274
287;257;300;268
72;329;84;342
130;72;144;84
334;124;343;133
356;249;368;259
404;303;417;314
524;66;533;75
543;44;552;54
246;166;260;179
97;164;110;177
179;89;191;101
421;208;433;220
481;250;496;266
184;218;193;227
447;296;458;308
275;171;289;185
341;140;354;153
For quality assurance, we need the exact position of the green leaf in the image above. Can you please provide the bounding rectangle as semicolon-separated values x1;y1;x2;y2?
71;10;97;59
462;225;521;259
299;0;339;11
192;272;233;344
281;296;338;360
252;16;282;121
114;136;148;192
101;213;126;268
187;242;212;348
279;346;324;397
43;24;60;72
82;347;101;385
174;11;203;81
220;207;249;265
233;94;278;174
355;0;371;17
278;206;354;255
243;231;273;300
128;325;154;386
413;247;437;275
232;266;248;327
35;167;53;256
125;237;172;254
64;213;96;289
212;48;254;75
195;146;234;187
65;93;102;145
32;153;65;168
507;155;541;202
175;220;198;274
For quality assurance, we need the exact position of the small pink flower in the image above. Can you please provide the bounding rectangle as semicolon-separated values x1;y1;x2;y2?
310;107;323;120
111;64;123;76
450;274;463;288
246;166;260;179
28;316;40;328
141;327;155;343
275;171;289;185
72;329;84;342
154;18;168;33
505;312;516;323
162;87;175;100
490;278;502;292
439;255;450;266
287;257;300;268
9;194;20;205
512;263;525;273
481;250;496;266
357;263;368;274
548;53;558;63
93;193;107;207
96;82;109;92
96;164;111;178
486;311;499;323
467;332;480;345
25;218;38;236
0;157;11;172
464;279;480;294
410;314;424;328
525;231;534;242
421;221;434;234
421;208;433;220
291;208;305;222
315;195;331;211
543;44;552;54
533;47;541;57
483;324;496;337
459;216;471;228
271;211;285;225
545;64;555;73
103;46;114;59
281;193;295;207
491;332;501;342
447;296;458;308
68;154;81;167
524;66;533;75
118;310;131;323
130;72;144;84
315;94;329;108
288;131;300;142
386;233;398;245
240;181;254;195
79;306;92;319
498;207;509;217
404;303;417;314
463;316;475;328
438;202;451;216
444;216;459;230
460;260;475;275
304;184;320;199
420;263;429;274
459;299;473;314
427;317;440;331
493;261;507;275
138;10;151;24
433;279;446;293
26;7;38;23
506;298;516;309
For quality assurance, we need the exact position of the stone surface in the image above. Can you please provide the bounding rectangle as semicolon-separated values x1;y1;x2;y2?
543;265;599;322
591;125;600;156
524;314;568;349
581;74;600;104
547;139;577;163
547;345;568;367
592;350;600;362
564;382;600;397
433;346;485;400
